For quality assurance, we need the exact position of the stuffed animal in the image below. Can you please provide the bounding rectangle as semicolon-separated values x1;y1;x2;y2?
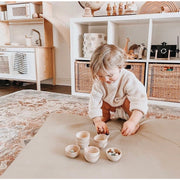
124;37;146;59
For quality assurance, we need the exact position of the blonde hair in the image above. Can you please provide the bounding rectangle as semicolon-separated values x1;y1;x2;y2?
90;44;127;79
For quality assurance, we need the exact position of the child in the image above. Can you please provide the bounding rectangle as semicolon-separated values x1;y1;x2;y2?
88;44;148;136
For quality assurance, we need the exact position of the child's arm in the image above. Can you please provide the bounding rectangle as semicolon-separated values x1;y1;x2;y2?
122;72;148;136
93;116;109;135
121;109;143;136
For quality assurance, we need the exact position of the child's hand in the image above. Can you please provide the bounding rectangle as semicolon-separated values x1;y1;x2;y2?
121;120;140;136
93;117;109;135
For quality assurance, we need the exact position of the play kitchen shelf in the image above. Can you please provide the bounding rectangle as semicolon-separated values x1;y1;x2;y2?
0;1;55;90
70;12;180;106
1;18;44;24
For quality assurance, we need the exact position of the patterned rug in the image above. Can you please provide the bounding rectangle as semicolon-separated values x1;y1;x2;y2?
0;90;180;175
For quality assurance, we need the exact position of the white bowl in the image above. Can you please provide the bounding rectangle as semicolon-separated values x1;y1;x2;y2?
84;146;100;156
76;138;90;144
94;141;108;149
84;154;100;163
76;142;89;149
65;144;80;158
84;146;100;163
75;139;89;149
76;131;90;141
94;134;108;142
94;134;108;148
106;147;122;162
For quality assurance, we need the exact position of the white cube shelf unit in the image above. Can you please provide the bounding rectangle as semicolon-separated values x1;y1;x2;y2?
70;12;180;107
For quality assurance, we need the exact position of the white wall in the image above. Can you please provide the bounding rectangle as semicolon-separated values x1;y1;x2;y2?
51;1;83;86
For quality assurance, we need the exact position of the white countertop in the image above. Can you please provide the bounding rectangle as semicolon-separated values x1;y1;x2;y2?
0;46;54;51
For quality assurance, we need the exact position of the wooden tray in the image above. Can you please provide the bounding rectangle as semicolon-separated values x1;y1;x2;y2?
138;1;179;14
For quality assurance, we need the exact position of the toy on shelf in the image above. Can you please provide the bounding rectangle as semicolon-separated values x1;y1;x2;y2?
106;3;112;16
138;43;146;60
124;37;146;60
138;1;179;14
83;7;93;17
118;2;124;15
79;1;104;17
112;3;117;16
161;6;171;13
124;38;137;59
124;1;137;15
129;44;139;59
151;42;177;60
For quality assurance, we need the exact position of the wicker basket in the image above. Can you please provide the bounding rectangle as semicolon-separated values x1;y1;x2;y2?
147;63;180;102
75;61;93;93
125;62;145;84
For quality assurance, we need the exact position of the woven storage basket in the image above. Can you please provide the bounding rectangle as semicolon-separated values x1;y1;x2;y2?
147;63;180;102
75;61;93;93
125;62;145;84
0;56;9;74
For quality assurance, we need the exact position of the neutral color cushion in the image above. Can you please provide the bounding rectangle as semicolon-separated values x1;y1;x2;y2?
1;113;180;178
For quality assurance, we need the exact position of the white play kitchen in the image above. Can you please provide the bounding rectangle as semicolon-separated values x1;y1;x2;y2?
0;1;55;90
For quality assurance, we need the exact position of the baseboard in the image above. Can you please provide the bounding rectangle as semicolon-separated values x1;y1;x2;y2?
148;100;180;108
42;78;71;86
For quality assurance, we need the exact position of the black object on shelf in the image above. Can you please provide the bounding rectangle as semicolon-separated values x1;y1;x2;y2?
151;42;176;58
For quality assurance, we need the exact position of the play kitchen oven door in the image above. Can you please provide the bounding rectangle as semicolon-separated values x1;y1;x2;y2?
0;51;12;75
0;48;36;81
7;3;40;20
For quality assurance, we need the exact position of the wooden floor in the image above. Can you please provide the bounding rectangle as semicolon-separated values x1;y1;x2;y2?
0;80;71;97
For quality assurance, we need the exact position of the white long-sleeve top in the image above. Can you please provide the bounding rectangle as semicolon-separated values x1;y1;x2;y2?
88;68;148;119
